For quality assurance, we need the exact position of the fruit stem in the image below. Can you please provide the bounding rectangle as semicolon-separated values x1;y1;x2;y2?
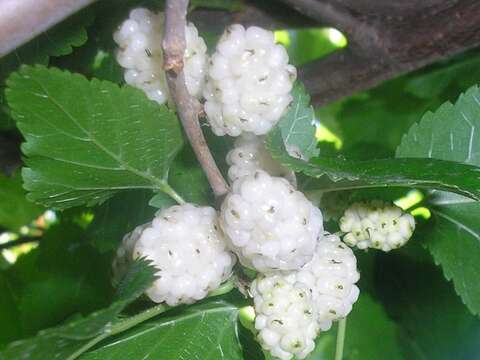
335;317;347;360
109;278;235;337
208;277;236;297
68;277;236;359
160;182;186;204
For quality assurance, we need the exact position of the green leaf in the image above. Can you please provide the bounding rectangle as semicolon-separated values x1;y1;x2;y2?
397;85;480;315
6;65;184;209
79;300;243;360
236;314;264;360
148;144;214;208
90;51;124;84
302;294;403;360
166;145;212;204
314;52;480;159
204;126;234;174
0;173;43;231
341;294;404;360
375;251;480;359
267;127;480;200
114;257;157;303
423;196;480;315
405;52;480;100
0;305;122;360
89;147;211;252
18;275;108;336
278;28;343;67
148;192;176;209
0;106;13;130
0;255;9;271
0;258;157;360
316;52;480;157
333;91;427;156
315;78;431;158
13;224;112;335
88;190;156;253
397;85;480;163
276;82;319;160
0;273;22;348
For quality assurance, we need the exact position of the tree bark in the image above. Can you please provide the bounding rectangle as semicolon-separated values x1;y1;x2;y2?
1;0;480;108
282;0;480;105
190;1;315;33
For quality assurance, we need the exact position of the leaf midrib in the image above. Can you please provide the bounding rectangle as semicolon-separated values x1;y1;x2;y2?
432;208;480;242
430;207;478;310
283;90;316;155
30;76;168;190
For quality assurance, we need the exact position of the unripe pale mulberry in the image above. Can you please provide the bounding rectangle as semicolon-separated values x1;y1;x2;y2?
220;170;323;272
203;24;297;136
296;233;360;331
114;8;207;104
340;200;415;251
251;274;319;360
226;134;296;185
133;204;235;306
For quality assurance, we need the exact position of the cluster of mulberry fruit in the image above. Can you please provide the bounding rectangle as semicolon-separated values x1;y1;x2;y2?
113;9;415;359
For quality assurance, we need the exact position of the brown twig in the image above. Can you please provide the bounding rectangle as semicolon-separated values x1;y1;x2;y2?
163;0;229;198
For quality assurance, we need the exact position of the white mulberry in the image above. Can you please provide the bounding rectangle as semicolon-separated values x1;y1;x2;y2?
226;134;296;185
133;203;235;306
340;200;415;251
113;8;207;104
203;24;296;136
296;233;360;331
251;274;319;360
220;170;323;272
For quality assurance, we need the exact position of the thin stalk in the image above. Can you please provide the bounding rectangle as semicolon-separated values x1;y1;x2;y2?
208;277;235;297
335;317;347;360
68;278;235;359
110;278;234;335
160;182;186;204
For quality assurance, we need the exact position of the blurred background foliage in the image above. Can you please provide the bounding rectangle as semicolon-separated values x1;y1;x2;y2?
1;1;480;359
